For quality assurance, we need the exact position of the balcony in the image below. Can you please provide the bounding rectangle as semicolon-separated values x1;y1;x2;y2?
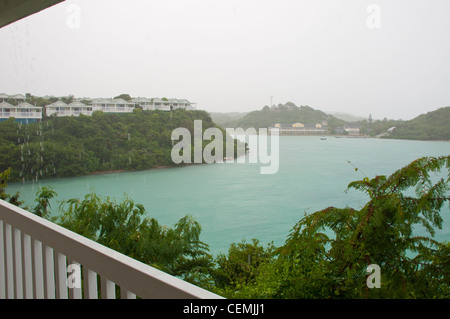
92;106;135;113
0;110;42;119
0;200;223;299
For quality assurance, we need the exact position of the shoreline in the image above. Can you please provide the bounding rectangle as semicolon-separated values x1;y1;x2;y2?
88;165;171;176
89;169;129;175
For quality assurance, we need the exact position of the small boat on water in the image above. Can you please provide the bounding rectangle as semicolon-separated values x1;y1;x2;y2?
320;136;326;140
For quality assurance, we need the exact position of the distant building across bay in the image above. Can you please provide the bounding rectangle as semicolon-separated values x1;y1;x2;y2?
269;122;328;135
268;121;360;135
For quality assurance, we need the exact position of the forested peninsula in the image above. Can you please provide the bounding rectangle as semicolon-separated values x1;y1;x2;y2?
385;106;450;141
0;108;240;182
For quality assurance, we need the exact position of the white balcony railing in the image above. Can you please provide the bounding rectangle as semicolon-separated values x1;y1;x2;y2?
92;106;135;113
0;111;42;119
47;110;93;117
0;200;223;299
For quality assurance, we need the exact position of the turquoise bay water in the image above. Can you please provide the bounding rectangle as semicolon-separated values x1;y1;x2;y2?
8;136;450;256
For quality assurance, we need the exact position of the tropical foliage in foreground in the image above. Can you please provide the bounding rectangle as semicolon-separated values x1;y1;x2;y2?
57;194;213;284
1;156;449;298
214;156;450;298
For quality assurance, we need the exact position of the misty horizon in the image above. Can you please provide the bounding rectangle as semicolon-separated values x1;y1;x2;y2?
1;0;450;121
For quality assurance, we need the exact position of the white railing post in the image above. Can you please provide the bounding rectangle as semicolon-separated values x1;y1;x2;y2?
55;252;68;299
21;233;33;299
83;267;98;299
44;245;55;299
121;288;136;299
4;223;14;298
13;228;24;298
101;277;116;299
32;239;45;299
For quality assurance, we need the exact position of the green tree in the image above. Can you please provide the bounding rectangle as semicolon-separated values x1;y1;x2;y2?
210;239;276;298
56;193;212;286
289;156;448;298
33;186;57;218
61;94;75;104
114;94;132;101
0;168;24;207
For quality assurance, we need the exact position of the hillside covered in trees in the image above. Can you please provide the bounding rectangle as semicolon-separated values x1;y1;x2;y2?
0;109;241;182
386;107;450;141
222;102;346;132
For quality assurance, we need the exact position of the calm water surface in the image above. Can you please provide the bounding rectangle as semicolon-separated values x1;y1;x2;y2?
8;136;450;256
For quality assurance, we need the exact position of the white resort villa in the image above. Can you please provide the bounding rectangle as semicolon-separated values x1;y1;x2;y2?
46;100;93;117
269;122;328;135
90;98;136;113
0;99;42;124
130;97;196;111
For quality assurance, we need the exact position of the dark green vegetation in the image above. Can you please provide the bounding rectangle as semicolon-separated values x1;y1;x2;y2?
386;107;450;141
2;156;449;298
0;168;23;207
0;109;242;182
222;103;346;132
57;194;213;284
358;117;401;137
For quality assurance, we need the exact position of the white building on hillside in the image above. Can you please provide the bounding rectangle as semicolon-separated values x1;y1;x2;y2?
46;100;93;117
169;98;196;110
130;97;153;110
344;124;360;135
91;98;136;113
130;97;196;111
150;98;170;111
0;101;42;123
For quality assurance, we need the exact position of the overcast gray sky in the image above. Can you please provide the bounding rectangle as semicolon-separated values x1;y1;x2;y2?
1;0;450;120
